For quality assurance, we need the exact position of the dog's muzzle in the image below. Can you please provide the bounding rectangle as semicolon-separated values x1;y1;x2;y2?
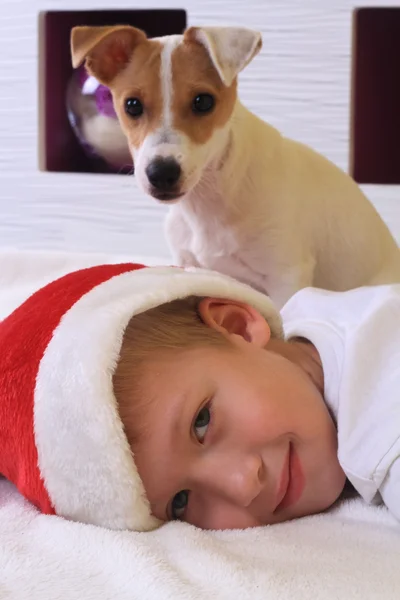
145;157;183;201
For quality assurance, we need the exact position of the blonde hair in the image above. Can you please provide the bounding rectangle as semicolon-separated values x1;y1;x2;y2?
113;296;230;443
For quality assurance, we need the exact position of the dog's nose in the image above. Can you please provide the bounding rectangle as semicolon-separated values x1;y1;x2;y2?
146;157;181;191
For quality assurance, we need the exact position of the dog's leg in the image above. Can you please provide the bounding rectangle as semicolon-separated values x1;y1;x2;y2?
265;258;317;308
165;207;202;268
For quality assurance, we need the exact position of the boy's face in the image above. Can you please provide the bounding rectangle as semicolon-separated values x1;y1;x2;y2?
131;299;346;530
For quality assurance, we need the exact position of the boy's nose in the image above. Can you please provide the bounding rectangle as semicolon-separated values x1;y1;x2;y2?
197;451;265;508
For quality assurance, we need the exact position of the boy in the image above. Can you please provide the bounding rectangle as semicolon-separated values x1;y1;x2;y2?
0;262;398;531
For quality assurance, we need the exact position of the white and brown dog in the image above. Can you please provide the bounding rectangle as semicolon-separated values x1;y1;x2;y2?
71;25;400;307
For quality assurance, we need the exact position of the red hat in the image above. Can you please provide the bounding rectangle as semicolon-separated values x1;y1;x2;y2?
0;262;282;531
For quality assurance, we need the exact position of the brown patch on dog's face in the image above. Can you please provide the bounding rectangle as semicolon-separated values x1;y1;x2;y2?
109;40;164;150
170;40;237;144
105;35;237;151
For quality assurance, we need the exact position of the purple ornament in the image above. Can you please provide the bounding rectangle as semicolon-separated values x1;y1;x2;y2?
66;65;132;172
78;66;117;119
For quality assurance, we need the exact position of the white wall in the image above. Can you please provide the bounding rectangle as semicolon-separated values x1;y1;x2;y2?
0;0;399;257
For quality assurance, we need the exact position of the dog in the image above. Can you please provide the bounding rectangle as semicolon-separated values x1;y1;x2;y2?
71;25;400;307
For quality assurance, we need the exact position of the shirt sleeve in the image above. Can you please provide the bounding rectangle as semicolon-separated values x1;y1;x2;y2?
379;457;400;521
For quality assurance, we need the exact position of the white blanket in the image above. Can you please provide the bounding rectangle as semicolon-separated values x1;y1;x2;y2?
0;250;399;600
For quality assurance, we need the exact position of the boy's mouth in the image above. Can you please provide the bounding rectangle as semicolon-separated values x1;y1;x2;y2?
274;443;305;513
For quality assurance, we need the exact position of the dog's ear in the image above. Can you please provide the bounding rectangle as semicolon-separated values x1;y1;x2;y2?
70;25;147;84
185;26;262;87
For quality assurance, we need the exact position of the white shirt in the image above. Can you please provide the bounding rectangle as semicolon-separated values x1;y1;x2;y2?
281;285;400;519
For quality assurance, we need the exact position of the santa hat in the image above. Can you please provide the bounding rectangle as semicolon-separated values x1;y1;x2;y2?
0;262;282;531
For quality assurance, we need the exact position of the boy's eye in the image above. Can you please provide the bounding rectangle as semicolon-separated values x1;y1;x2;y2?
171;490;189;520
169;405;211;520
194;405;210;442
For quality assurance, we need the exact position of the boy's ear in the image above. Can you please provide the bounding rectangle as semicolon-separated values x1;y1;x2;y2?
184;26;262;86
70;25;147;85
198;298;270;347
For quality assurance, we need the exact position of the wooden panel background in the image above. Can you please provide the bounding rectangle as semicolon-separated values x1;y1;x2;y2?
0;0;399;257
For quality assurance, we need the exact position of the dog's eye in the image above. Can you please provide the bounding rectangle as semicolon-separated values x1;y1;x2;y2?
192;94;215;114
125;98;144;118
